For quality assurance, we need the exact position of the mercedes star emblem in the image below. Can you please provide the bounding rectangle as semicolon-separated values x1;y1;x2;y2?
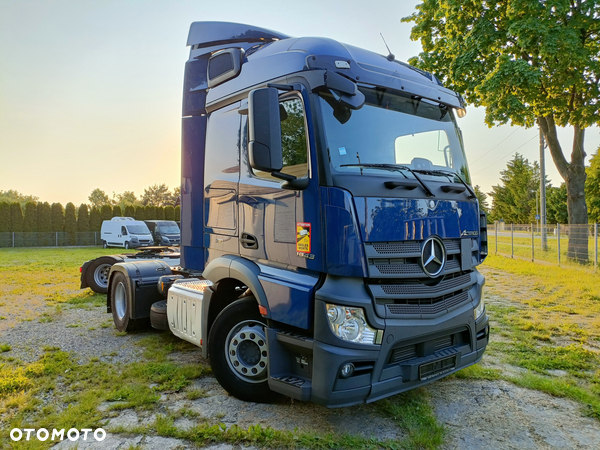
421;236;446;277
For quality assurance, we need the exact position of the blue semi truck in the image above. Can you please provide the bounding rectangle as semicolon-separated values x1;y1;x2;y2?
104;21;489;407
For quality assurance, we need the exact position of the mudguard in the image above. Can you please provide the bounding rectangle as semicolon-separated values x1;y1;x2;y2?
107;260;172;320
202;255;270;315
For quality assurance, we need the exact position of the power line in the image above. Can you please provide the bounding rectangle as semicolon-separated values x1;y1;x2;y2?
470;128;520;166
472;134;539;176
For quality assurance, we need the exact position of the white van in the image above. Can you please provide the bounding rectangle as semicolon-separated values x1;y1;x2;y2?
100;217;154;249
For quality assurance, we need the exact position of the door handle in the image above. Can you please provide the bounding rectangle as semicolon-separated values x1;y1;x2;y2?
240;233;258;249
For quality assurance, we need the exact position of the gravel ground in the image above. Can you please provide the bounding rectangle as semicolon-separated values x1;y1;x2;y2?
1;265;600;449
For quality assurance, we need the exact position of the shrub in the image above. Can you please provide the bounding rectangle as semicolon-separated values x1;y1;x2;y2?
64;203;77;244
37;202;52;232
100;205;112;223
50;203;64;232
77;204;90;232
23;201;37;232
10;202;23;232
0;202;10;232
89;207;101;232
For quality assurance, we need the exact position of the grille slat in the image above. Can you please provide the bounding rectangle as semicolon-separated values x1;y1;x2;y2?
380;273;472;296
384;291;470;316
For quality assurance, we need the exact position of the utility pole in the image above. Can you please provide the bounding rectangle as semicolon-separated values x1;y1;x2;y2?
540;127;548;250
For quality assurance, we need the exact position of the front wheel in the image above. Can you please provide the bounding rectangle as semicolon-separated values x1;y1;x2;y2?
208;298;276;403
124;241;130;249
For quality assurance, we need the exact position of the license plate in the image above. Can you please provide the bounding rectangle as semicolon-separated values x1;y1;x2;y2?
419;355;456;381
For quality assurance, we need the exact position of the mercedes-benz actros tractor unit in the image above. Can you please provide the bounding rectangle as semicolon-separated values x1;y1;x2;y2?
105;21;489;408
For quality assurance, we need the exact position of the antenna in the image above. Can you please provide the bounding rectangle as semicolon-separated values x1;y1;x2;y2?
380;33;395;62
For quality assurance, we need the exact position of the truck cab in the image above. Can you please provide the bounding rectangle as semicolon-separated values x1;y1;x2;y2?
107;21;488;408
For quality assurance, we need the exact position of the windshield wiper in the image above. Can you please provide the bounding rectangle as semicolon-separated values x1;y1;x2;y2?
412;168;476;199
340;163;434;197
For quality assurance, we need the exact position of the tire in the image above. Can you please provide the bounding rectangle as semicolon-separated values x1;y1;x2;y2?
102;240;108;249
208;298;276;403
150;300;169;331
110;272;145;332
124;241;130;249
85;257;114;294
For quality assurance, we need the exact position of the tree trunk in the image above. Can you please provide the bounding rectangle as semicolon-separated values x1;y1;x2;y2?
538;116;588;263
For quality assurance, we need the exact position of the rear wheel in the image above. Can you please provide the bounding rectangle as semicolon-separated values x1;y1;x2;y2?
85;257;114;294
102;240;108;249
110;272;144;332
208;298;276;403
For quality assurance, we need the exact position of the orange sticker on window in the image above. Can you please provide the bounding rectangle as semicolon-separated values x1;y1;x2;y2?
296;222;311;254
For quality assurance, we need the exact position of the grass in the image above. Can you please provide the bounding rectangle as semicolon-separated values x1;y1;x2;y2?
462;253;600;418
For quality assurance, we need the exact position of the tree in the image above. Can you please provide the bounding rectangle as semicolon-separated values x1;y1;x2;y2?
0;190;38;207
10;202;24;232
134;205;145;221
489;154;540;224
547;184;569;225
174;205;181;221
100;204;112;223
404;1;600;262
37;202;52;232
0;202;10;232
88;188;111;209
23;201;37;232
145;205;156;220
64;202;77;244
141;184;174;207
112;205;122;218
474;185;489;215
77;204;90;232
50;203;64;232
586;148;600;223
164;205;175;221
156;206;165;220
89;207;102;232
124;205;135;218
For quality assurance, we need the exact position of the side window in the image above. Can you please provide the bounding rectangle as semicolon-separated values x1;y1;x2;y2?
254;97;308;181
121;226;127;236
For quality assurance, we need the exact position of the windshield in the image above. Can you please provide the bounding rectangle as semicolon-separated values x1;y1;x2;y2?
157;222;180;234
126;225;150;235
320;87;471;183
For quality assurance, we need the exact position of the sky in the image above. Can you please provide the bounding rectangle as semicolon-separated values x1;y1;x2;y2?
1;0;599;207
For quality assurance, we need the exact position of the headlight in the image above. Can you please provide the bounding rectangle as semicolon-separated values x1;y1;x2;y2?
131;237;139;242
326;304;380;345
474;286;485;321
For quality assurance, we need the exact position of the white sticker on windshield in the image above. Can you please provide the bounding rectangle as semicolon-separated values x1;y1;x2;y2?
339;147;347;155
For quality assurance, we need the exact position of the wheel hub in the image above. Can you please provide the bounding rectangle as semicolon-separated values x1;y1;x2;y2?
227;322;268;382
94;264;110;288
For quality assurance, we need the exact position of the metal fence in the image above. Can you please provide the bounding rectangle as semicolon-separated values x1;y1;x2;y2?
489;223;599;270
0;232;101;248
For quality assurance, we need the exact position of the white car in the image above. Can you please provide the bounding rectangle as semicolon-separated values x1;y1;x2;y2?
100;217;154;249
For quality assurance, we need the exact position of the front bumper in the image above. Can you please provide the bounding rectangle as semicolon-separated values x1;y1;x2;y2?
267;273;489;408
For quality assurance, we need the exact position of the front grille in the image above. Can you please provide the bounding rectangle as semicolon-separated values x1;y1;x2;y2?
390;345;417;364
365;239;462;279
372;242;420;254
385;291;469;316
380;273;472;296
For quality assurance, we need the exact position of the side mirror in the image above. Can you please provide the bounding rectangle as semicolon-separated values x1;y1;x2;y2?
248;87;283;173
248;88;296;181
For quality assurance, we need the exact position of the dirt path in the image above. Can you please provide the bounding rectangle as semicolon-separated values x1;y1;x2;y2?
2;264;600;449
